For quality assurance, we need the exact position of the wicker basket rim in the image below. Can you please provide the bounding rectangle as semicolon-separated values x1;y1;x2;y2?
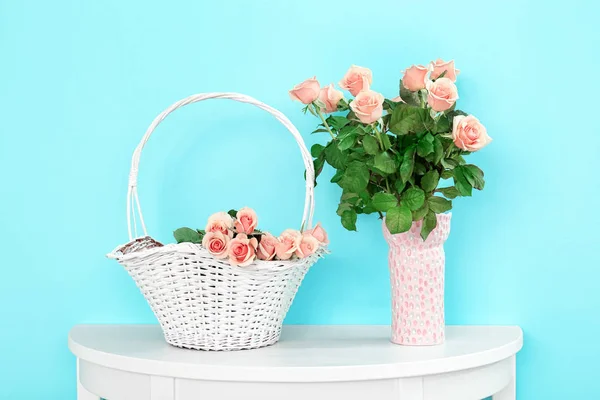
107;239;327;272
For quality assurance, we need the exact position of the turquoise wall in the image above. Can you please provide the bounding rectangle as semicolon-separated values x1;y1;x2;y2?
1;0;598;398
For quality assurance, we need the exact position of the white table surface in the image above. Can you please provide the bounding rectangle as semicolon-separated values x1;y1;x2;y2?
69;325;523;400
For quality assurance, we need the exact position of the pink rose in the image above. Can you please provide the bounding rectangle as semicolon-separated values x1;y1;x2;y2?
426;78;458;112
228;233;258;267
257;233;279;261
430;59;460;82
205;211;234;238
305;222;328;245
350;89;384;124
295;233;320;259
339;65;373;96
318;84;344;113
452;115;492;152
402;64;430;91
234;207;258;234
289;77;320;104
276;229;302;260
202;231;230;259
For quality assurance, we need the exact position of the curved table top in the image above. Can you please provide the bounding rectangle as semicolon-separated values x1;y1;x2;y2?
69;325;522;383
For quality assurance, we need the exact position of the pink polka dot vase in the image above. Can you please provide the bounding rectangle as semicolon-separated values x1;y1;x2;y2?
382;213;451;346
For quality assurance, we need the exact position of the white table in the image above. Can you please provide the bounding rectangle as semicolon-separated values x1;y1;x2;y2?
68;325;522;400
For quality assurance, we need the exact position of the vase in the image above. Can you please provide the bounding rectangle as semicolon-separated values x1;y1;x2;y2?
382;213;451;346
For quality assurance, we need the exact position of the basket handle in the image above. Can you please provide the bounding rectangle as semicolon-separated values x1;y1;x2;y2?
126;92;315;241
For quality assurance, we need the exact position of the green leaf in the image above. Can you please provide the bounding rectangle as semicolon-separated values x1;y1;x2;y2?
455;180;472;197
337;202;353;216
417;140;433;157
326;116;350;130
337;98;350;112
358;191;370;203
338;124;360;140
420;211;437;241
389;104;427;135
311;128;329;134
362;206;376;214
381;113;391;128
174;227;202;244
373;152;397;175
437;186;461;199
453;166;473;196
385;206;413;234
383;98;399;111
330;169;344;184
441;169;453;179
341;209;357;231
313;157;325;182
428;196;452;213
461;167;475;186
339;161;370;193
362;135;379;155
348;150;367;163
394;180;406;194
421;170;440;192
447;109;468;119
400;145;416;182
432;136;444;164
381;133;392;151
414;161;427;175
324;142;347;169
310;144;325;158
434;115;451;133
338;134;357;151
341;191;360;205
356;125;370;136
412;201;429;221
441;158;459;169
399;81;420;107
401;187;425;211
372;192;399;212
227;209;238;219
464;164;485;190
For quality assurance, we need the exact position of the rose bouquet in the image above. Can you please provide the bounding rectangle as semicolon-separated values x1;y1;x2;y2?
290;59;491;240
174;207;328;267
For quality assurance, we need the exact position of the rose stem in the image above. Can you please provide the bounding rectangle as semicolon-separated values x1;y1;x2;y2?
311;104;336;140
373;124;385;150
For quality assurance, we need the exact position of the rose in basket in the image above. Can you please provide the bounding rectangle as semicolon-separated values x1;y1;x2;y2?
173;207;328;267
290;60;491;346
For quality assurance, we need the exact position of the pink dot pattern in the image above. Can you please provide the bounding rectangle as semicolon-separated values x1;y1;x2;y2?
382;214;451;346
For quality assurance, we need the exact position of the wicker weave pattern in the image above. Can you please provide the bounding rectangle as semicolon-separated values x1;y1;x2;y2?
109;243;323;350
108;93;322;351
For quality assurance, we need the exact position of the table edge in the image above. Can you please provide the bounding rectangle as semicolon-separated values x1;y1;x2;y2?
69;324;523;383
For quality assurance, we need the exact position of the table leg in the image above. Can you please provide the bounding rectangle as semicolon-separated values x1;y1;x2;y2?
493;355;516;400
397;377;424;400
77;359;100;400
150;376;175;400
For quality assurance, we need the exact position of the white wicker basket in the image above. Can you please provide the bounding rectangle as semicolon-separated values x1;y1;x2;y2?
108;93;323;351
